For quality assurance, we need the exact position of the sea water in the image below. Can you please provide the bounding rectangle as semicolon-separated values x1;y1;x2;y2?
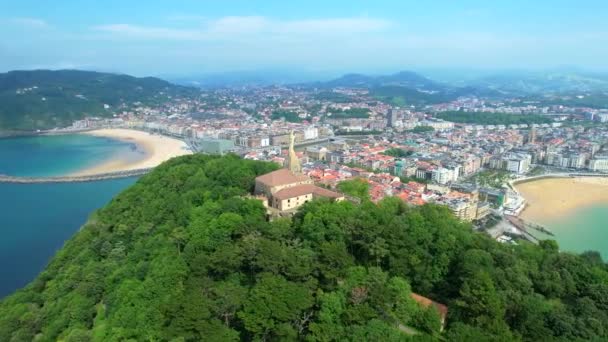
0;135;140;297
541;204;608;259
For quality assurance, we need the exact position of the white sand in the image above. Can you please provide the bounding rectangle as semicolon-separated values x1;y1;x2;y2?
71;129;192;176
516;177;608;222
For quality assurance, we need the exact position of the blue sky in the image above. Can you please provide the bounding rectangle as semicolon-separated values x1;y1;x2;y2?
1;0;607;76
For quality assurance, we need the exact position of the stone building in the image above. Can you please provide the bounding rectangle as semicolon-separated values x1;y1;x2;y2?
255;131;344;212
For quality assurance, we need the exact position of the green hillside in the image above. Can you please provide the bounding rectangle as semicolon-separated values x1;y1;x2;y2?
0;70;197;131
435;111;553;125
371;85;453;107
1;155;607;341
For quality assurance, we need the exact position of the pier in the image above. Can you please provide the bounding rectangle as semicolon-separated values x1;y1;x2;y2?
0;168;151;184
503;215;556;242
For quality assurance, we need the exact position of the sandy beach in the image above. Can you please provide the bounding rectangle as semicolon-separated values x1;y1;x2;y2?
70;129;192;176
515;177;608;223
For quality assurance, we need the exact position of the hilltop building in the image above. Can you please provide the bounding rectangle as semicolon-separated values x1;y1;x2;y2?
410;293;448;331
255;131;344;212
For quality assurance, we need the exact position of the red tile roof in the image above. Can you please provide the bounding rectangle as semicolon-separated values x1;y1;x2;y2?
410;293;448;321
273;184;343;200
255;169;311;187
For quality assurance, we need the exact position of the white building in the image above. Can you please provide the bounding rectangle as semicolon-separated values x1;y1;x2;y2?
589;157;608;172
303;126;319;140
492;153;531;174
431;167;457;185
420;120;454;131
505;154;531;174
595;114;608;123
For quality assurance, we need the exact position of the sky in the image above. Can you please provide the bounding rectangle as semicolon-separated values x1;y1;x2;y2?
1;0;607;77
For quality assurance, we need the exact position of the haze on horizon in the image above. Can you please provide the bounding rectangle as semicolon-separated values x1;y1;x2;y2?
1;0;607;78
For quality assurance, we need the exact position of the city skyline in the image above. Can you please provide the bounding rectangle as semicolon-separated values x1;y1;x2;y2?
1;0;608;76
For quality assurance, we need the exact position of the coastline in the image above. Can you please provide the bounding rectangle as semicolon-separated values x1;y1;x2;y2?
515;177;608;224
70;129;192;176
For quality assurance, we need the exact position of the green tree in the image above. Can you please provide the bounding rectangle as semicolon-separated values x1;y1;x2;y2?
337;178;370;200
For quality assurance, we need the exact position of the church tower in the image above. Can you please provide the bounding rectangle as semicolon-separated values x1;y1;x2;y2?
287;130;302;174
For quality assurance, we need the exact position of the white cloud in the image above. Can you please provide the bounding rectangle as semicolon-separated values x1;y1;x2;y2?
5;14;607;74
9;17;49;29
166;14;209;22
94;24;202;40
93;16;393;41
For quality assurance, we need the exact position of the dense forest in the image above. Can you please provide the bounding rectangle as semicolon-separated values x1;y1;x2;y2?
1;154;608;341
326;108;370;119
0;70;197;131
371;86;454;108
271;110;304;123
434;111;552;125
312;92;354;103
526;93;608;110
409;126;435;133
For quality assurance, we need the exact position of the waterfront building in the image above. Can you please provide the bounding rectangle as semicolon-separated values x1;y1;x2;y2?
490;153;531;174
443;198;478;221
589;157;608;172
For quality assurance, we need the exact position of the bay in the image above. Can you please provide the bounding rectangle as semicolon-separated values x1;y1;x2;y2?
0;134;141;298
541;204;608;259
0;134;143;177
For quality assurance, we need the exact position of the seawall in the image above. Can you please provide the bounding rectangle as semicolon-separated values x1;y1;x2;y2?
0;168;151;184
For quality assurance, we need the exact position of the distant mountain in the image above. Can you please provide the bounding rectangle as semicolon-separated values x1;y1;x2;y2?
0;70;197;131
316;71;445;91
169;70;333;88
311;71;504;107
370;85;452;107
466;71;608;95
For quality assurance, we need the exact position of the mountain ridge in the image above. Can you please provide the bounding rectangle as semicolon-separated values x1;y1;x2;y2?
0;69;197;131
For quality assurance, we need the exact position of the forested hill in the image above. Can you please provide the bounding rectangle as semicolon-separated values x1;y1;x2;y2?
1;154;608;341
0;70;197;131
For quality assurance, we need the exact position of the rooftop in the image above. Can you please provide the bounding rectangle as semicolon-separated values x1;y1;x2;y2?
273;184;342;200
255;168;311;187
410;293;448;321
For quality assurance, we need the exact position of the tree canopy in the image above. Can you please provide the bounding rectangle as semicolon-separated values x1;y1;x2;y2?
271;110;304;123
326;108;370;119
1;154;607;341
383;148;414;158
409;126;435;133
434;111;552;125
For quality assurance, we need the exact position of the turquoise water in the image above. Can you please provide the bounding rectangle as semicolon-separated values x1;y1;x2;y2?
541;204;608;259
0;135;140;298
0;134;145;177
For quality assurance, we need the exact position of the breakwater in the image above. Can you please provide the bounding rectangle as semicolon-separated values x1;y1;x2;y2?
0;168;151;184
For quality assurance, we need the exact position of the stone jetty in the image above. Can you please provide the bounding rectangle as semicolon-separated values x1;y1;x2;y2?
0;168;151;184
